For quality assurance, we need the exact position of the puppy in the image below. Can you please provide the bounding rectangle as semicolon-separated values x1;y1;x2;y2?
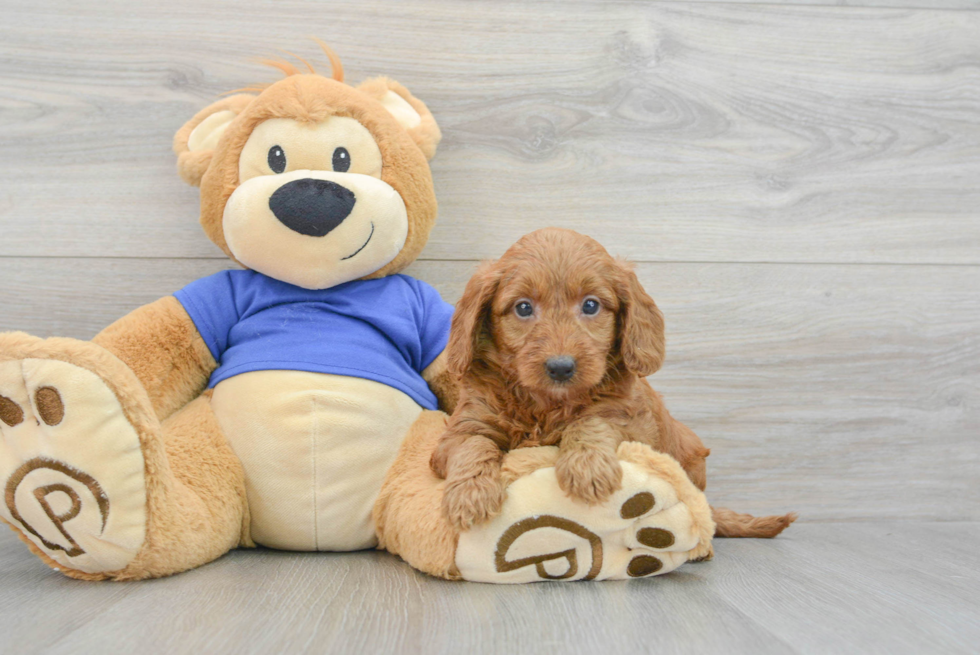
431;227;795;538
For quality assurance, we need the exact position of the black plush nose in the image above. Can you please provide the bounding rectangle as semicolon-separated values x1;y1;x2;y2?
268;178;356;237
546;356;576;382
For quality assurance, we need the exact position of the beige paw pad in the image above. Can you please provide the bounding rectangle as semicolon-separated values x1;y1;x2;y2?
0;358;146;574
455;446;709;583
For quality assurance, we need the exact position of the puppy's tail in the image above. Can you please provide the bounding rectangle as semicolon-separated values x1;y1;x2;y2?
711;506;797;538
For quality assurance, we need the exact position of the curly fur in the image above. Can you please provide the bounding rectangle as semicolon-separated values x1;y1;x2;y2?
431;228;796;537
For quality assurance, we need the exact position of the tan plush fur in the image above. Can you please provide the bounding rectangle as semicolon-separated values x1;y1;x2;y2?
120;392;250;580
356;77;443;161
421;350;459;415
1;49;448;580
1;48;753;583
498;445;560;486
184;74;440;274
617;442;715;561
373;410;461;580
0;332;247;580
429;228;796;537
92;297;216;422
374;422;717;578
173;94;256;187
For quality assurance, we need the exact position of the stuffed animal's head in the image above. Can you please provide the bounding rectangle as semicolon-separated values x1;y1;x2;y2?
173;44;441;290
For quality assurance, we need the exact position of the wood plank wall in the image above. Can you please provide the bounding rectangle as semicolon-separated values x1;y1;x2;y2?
1;0;977;522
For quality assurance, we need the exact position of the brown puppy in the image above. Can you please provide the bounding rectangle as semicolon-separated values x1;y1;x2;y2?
431;228;796;538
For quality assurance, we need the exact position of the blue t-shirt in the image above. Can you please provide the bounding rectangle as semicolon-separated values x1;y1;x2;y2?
173;270;454;410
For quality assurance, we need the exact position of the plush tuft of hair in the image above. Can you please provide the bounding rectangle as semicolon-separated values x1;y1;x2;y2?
224;38;345;95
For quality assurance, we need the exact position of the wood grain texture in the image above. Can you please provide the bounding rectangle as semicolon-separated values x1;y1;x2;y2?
1;3;978;651
675;0;980;7
1;256;977;522
0;1;977;262
1;523;977;654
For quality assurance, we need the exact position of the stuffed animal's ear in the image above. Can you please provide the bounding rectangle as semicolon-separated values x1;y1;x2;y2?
173;94;255;186
357;77;441;160
446;261;502;380
615;261;666;377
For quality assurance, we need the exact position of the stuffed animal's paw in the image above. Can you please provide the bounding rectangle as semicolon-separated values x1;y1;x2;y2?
0;334;148;576
454;442;714;583
555;446;623;505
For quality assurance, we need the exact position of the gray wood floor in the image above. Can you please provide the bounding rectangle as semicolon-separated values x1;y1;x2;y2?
0;0;977;653
2;522;979;654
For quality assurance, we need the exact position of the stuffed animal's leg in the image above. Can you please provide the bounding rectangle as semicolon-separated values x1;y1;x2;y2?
455;443;715;583
373;410;461;580
0;333;247;580
374;409;716;583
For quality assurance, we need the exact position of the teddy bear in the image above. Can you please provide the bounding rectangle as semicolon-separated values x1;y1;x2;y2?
0;44;714;582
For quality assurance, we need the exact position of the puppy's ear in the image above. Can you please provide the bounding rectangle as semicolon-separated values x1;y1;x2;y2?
173;94;255;186
615;261;665;377
357;77;442;160
447;261;502;380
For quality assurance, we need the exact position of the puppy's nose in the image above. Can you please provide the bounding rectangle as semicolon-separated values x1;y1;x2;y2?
269;178;356;237
546;356;576;382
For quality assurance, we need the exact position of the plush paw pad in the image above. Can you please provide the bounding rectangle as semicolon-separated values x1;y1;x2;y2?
454;449;708;583
0;356;146;574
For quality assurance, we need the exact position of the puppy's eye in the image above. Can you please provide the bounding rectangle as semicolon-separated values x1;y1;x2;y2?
268;146;286;174
332;147;351;173
582;297;601;316
515;300;534;318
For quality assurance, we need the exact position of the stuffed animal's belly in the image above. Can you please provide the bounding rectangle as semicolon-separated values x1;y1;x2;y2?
210;370;423;551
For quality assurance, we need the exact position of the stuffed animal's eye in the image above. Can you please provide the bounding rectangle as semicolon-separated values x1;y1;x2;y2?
515;300;534;318
582;297;600;315
332;147;351;173
268;146;286;174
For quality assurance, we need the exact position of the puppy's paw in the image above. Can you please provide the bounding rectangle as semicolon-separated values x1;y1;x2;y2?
443;474;507;531
556;447;623;505
429;438;453;479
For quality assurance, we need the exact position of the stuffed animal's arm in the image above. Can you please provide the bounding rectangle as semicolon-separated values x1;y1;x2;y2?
422;349;458;414
92;296;217;422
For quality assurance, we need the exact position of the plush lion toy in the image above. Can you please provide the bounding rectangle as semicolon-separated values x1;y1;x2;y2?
0;45;713;582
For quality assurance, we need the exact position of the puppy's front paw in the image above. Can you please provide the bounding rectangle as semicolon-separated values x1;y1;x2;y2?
429;438;453;479
443;474;506;531
556;447;623;505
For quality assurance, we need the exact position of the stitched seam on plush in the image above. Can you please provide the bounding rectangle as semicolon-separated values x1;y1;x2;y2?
311;393;319;549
